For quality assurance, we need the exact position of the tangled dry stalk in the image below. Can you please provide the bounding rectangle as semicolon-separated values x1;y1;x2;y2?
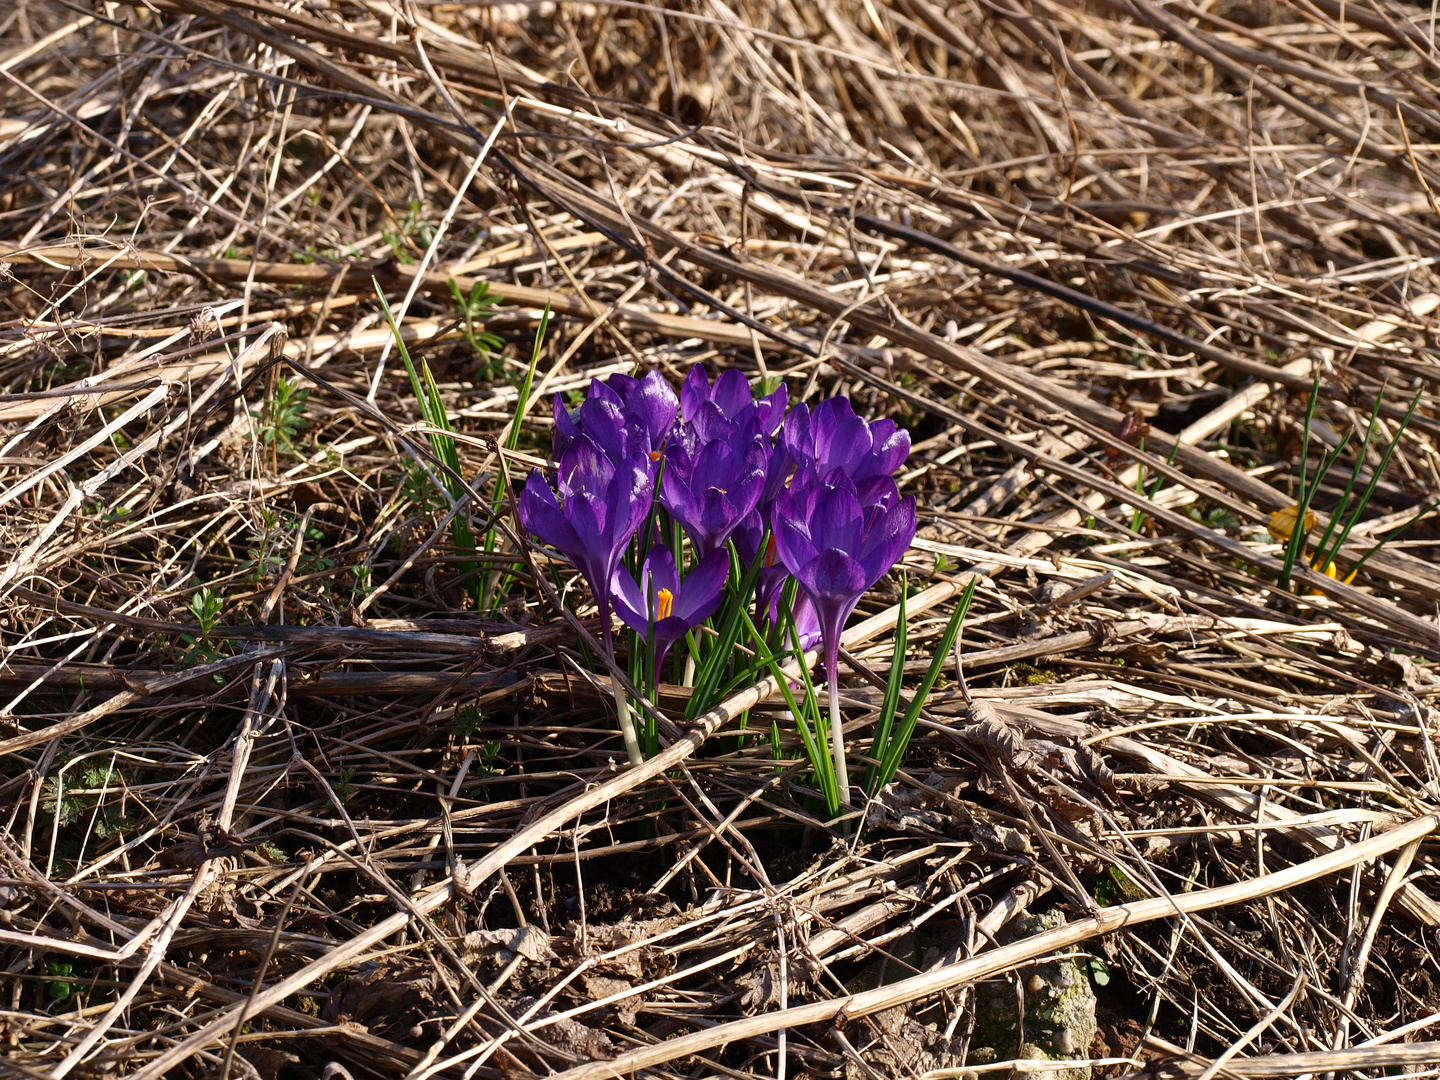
3;1;1440;1077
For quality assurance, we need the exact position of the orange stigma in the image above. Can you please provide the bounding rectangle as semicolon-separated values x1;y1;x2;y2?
764;535;778;568
648;450;663;461
655;588;674;620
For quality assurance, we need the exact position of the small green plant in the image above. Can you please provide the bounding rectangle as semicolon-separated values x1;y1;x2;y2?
243;521;286;585
252;376;310;455
383;201;434;263
188;586;222;637
297;521;335;579
1088;956;1111;986
257;840;288;862
46;959;77;1003
179;585;228;676
42;765;133;841
41;777;84;827
351;562;373;602
453;705;485;740
1309;385;1422;583
402;462;440;515
1130;435;1181;533
447;279;507;380
1092;865;1145;906
331;768;357;807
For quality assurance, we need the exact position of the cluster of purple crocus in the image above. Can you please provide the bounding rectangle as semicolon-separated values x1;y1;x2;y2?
518;364;915;800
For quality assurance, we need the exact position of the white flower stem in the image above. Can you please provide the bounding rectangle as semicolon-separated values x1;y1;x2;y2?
829;667;852;809
682;653;696;688
613;678;645;767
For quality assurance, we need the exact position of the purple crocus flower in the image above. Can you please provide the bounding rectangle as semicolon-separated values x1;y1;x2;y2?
609;370;680;450
681;364;787;435
771;474;916;807
516;437;655;650
660;420;768;557
784;397;911;505
551;372;678;462
611;546;728;670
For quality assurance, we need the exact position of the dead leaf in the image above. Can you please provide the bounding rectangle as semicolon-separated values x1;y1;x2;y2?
463;924;556;966
237;1045;300;1080
577;973;642;1025
322;964;437;1035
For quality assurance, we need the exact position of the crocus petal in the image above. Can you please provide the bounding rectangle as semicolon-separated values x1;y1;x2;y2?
860;494;916;588
755;384;788;436
797;549;867;608
732;507;765;568
610;564;650;637
811;485;864;556
782;403;811;463
796;549;867;673
517;470;580;555
869;423;911;477
607;454;656;551
811;402;871;477
565;490;610;567
577;395;629;463
641;545;681;601
606;373;640;404
689;400;732;446
712;368;752;419
559;437;616;500
674;548;729;624
854;475;897;507
658;466;696;522
772;492;820;574
627;370;679;445
551;395;581;458
679;364;712;423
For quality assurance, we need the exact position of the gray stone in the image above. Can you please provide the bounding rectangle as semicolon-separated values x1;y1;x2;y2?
969;910;1098;1080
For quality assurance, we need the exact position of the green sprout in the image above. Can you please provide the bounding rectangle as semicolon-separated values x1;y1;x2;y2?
447;278;507;381
252;375;310;455
1275;378;1422;591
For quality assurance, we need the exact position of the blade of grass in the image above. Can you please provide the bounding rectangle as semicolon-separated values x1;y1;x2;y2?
873;576;977;793
861;577;908;797
1315;388;1421;577
749;603;837;815
483;306;551;610
684;538;766;720
1346;501;1434;579
1279;375;1323;591
376;280;480;604
1311;392;1383;573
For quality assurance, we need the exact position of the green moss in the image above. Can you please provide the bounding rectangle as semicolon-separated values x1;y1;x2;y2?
1010;662;1059;685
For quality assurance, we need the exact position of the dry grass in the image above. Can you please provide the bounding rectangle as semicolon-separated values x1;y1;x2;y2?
2;0;1440;1077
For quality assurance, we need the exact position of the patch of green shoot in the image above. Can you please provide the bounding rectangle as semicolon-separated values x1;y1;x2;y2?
251;375;310;455
866;575;976;799
1308;386;1422;584
483;304;549;612
447;278;507;380
375;279;481;607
